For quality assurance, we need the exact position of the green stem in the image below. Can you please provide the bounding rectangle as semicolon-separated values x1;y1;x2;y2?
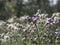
35;23;41;45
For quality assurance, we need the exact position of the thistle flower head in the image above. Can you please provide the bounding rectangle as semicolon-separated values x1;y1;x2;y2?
32;15;39;22
46;18;55;24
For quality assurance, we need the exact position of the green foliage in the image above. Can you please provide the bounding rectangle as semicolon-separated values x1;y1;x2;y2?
56;0;60;12
0;0;60;20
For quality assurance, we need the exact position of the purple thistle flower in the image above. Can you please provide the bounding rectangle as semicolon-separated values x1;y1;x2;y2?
46;18;55;24
48;18;54;23
32;15;39;22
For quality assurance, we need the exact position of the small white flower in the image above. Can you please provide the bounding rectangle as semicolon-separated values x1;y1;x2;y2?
55;32;58;34
4;35;9;39
22;37;26;40
52;12;60;17
4;35;10;41
13;26;18;30
26;24;30;28
19;16;27;21
56;29;59;31
54;16;60;23
31;29;35;33
56;13;60;17
22;29;27;32
7;17;14;23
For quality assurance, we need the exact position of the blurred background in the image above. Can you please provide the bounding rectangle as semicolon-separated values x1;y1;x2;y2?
0;0;60;20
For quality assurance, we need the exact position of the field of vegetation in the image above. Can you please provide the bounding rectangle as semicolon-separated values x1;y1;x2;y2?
0;10;60;45
0;0;60;45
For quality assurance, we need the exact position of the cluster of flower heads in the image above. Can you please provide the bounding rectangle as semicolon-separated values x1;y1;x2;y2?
0;9;60;45
25;11;60;25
